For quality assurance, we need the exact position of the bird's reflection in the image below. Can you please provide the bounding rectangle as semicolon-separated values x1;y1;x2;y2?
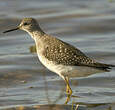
29;45;36;53
29;45;114;110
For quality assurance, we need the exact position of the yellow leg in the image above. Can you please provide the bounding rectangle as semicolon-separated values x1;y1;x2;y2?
64;76;73;104
65;94;71;104
72;101;79;110
64;77;72;95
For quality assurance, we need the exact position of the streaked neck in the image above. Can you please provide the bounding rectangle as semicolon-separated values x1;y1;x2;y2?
28;29;45;39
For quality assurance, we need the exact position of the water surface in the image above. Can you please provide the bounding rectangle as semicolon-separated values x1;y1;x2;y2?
0;0;115;109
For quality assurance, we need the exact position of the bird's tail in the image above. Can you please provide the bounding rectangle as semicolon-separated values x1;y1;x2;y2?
94;63;115;71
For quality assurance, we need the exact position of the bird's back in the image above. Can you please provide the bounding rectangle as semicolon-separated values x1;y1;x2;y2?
37;34;115;72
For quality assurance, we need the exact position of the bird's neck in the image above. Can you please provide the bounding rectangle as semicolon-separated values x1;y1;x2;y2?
28;29;46;51
28;30;46;54
28;29;45;40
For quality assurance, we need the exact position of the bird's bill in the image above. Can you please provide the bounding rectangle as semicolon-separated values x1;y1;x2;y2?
3;27;19;33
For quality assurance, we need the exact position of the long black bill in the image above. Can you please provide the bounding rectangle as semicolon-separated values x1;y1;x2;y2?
3;27;19;33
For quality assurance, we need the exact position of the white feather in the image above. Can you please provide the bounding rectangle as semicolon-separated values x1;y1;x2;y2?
37;52;104;79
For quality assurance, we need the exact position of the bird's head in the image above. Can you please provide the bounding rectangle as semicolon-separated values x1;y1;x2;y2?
3;18;41;33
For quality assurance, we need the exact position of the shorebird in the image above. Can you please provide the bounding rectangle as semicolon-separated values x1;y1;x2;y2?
3;18;115;97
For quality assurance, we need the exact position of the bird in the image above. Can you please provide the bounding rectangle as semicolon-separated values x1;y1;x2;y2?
3;18;115;97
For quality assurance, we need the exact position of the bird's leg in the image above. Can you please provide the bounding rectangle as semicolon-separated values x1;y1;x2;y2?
65;93;71;104
64;76;72;95
64;76;73;104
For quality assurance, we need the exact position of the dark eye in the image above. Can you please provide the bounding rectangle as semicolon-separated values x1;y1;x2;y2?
23;22;28;26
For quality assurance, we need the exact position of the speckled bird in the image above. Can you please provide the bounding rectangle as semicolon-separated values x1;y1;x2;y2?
3;18;115;98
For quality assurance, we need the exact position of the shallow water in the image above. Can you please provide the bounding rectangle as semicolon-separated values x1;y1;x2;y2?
0;0;115;110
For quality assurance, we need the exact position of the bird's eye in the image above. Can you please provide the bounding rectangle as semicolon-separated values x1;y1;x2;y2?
23;22;28;26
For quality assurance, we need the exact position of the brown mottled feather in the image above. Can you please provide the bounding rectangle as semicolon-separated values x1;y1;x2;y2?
42;35;115;71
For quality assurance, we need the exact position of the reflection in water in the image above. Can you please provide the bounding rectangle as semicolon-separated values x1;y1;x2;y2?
29;45;78;106
29;45;36;53
1;0;115;109
42;72;64;105
29;42;113;109
1;102;115;110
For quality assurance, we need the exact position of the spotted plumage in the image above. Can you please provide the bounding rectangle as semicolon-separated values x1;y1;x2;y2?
38;34;114;71
3;18;115;99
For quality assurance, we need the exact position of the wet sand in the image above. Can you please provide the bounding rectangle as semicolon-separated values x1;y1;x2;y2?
0;0;115;110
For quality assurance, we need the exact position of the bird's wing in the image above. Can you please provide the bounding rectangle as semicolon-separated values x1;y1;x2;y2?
43;37;115;71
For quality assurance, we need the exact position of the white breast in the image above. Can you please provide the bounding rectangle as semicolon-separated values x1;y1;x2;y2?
37;52;104;80
37;53;64;78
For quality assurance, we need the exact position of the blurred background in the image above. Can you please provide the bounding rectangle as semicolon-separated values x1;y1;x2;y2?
0;0;115;110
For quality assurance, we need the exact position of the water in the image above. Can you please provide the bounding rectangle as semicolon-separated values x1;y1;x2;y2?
0;0;115;109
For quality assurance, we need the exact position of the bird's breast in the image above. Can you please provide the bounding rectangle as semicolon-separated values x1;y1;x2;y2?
37;52;62;73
